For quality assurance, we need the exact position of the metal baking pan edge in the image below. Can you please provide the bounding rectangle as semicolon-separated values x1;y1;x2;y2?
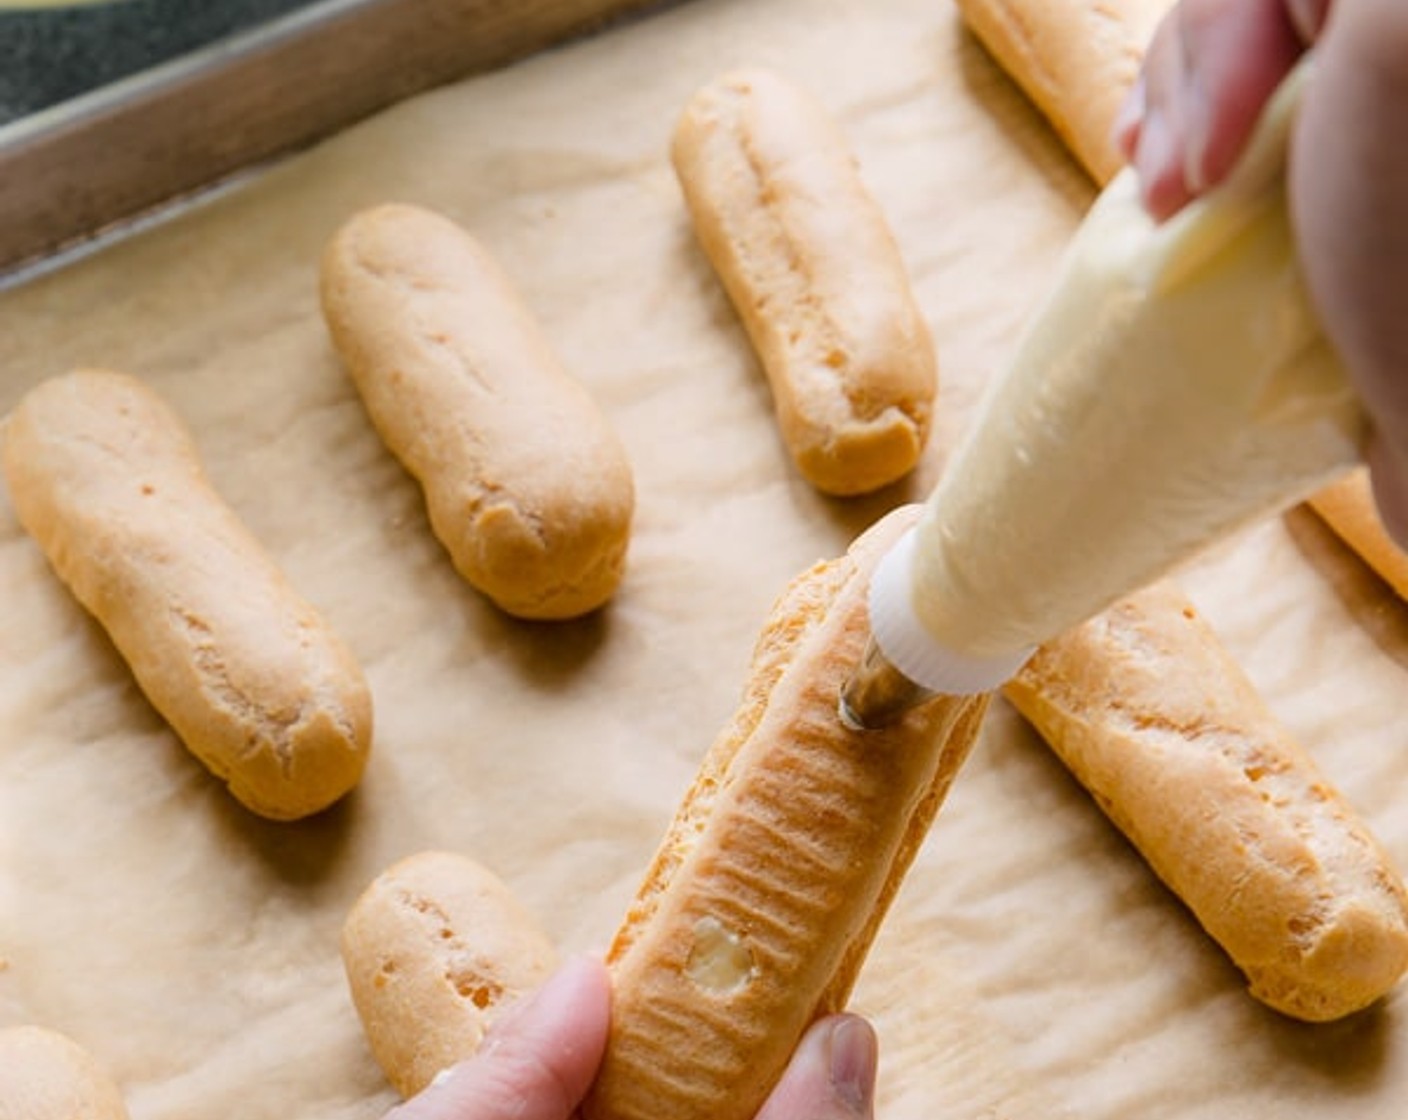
0;0;675;287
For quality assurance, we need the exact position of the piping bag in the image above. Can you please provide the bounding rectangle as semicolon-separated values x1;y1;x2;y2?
841;59;1368;728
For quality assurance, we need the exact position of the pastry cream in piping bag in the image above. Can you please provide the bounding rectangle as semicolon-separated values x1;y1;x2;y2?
864;60;1366;697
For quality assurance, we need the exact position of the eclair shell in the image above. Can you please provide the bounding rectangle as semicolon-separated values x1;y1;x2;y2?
672;70;937;495
0;1025;129;1120
341;850;558;1098
1308;469;1408;600
585;506;989;1120
1003;581;1408;1021
1;370;372;821
320;203;635;619
952;0;1164;185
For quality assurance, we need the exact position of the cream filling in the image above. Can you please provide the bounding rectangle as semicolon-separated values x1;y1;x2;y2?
685;915;757;994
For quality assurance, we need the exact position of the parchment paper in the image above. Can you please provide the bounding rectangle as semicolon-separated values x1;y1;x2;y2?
2;2;1407;1118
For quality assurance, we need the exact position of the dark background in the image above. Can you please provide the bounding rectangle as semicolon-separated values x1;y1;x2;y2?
0;1;315;125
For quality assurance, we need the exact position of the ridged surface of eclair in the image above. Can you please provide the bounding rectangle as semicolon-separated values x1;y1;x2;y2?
584;506;989;1120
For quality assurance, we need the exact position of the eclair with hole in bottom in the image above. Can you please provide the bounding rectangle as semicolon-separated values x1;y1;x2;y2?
583;506;989;1120
1;370;372;821
1003;580;1408;1021
341;850;558;1098
320;203;635;620
671;70;938;496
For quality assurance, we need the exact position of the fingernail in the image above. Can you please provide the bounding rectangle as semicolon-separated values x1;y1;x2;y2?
1133;107;1175;201
1286;0;1329;42
1112;77;1145;156
827;1017;878;1113
429;1066;457;1089
388;1062;461;1116
1181;67;1212;195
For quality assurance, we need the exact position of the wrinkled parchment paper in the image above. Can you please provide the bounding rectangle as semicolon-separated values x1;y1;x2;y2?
3;2;1408;1117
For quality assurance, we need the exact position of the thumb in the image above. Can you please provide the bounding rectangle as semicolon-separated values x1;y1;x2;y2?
386;955;611;1120
1367;434;1408;550
755;1015;878;1120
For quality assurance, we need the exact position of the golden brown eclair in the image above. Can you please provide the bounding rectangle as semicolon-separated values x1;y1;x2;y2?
320;203;635;620
0;1025;129;1120
1;370;372;821
671;70;938;496
582;506;990;1120
952;0;1169;185
1308;469;1408;600
1003;581;1408;1021
341;850;558;1098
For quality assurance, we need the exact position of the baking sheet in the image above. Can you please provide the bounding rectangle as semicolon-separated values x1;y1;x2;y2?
2;1;1407;1117
0;0;669;272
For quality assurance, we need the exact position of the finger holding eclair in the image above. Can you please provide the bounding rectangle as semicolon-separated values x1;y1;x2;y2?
320;203;635;621
337;509;977;1120
0;1025;130;1120
1003;580;1408;1022
0;370;373;821
671;69;938;497
584;505;989;1120
340;850;559;1099
340;855;884;1120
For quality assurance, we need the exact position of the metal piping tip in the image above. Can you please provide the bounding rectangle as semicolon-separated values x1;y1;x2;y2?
838;634;936;730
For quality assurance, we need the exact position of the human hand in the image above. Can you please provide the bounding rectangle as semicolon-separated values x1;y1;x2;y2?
1114;0;1408;546
382;955;878;1120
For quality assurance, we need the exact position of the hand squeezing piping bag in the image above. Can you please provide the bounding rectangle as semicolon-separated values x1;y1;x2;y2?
841;60;1366;728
